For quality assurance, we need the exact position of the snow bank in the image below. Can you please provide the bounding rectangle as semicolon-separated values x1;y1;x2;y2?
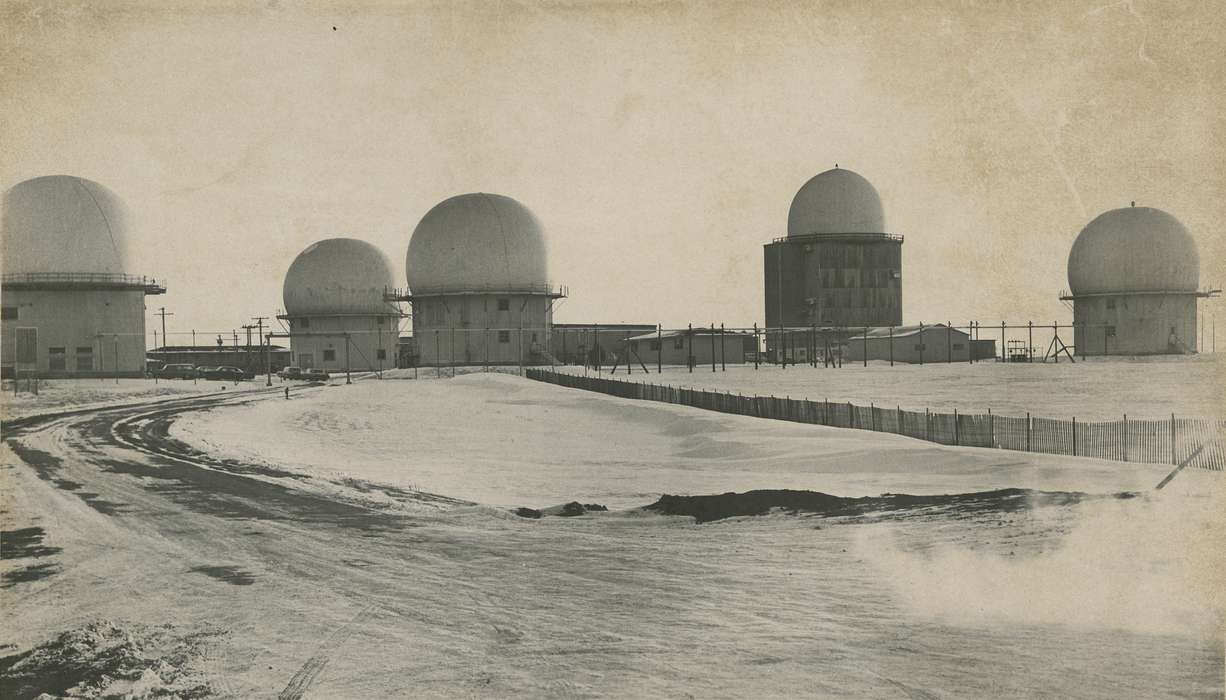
172;373;1188;510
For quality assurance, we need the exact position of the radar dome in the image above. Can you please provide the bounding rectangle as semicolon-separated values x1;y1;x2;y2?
1;175;128;276
406;193;548;294
283;238;397;316
787;167;885;237
1067;206;1199;295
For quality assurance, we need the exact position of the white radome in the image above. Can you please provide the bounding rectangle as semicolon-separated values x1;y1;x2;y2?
283;238;397;316
787;167;886;237
1067;206;1199;295
406;193;549;294
1;175;129;276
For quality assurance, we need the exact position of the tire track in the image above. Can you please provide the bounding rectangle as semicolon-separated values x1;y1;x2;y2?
278;604;382;700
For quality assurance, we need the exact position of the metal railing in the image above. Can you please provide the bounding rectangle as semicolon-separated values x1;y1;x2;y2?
769;232;905;244
2;272;165;291
525;370;1226;472
384;283;567;300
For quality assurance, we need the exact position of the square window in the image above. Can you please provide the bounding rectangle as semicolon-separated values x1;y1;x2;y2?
76;350;93;371
497;298;510;311
377;349;387;360
498;330;511;343
49;347;66;371
1;306;16;320
323;349;336;361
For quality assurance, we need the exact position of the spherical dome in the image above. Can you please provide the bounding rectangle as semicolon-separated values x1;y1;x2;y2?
283;238;397;316
1067;206;1199;295
787;167;885;237
406;193;548;293
1;175;128;276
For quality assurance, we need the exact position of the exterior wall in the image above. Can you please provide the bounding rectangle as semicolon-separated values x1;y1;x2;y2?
285;314;399;370
1072;293;1198;355
1;287;146;377
411;294;553;366
845;327;985;364
764;237;903;332
627;334;747;366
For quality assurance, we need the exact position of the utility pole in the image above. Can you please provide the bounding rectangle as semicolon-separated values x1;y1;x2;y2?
156;307;174;349
252;317;269;383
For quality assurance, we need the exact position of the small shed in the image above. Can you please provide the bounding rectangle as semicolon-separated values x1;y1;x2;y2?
844;324;995;364
625;328;747;367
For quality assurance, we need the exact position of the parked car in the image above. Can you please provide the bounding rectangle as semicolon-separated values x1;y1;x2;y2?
304;368;330;382
194;366;219;379
203;366;246;382
278;366;304;380
155;363;197;379
213;367;246;382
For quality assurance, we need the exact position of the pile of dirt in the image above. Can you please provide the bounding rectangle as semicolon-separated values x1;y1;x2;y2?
514;502;609;519
0;621;218;699
645;488;1134;524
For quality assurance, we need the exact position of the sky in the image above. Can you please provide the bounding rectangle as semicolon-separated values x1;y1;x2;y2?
1;0;1223;343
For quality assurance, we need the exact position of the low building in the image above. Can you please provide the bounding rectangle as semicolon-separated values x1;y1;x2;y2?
844;324;996;364
147;345;292;374
625;328;748;367
550;323;658;365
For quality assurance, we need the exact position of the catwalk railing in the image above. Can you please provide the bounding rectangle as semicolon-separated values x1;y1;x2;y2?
525;370;1226;472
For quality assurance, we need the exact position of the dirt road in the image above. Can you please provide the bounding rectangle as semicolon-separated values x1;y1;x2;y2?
2;389;1220;698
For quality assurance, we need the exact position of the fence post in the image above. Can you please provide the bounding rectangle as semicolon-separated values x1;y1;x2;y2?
954;408;959;445
1122;414;1128;462
871;403;877;432
988;407;993;448
688;323;693;373
1171;413;1176;466
753;322;759;370
1026;412;1031;452
1072;416;1077;457
925;407;930;441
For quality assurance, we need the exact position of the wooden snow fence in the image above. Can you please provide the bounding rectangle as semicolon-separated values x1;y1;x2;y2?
525;369;1226;472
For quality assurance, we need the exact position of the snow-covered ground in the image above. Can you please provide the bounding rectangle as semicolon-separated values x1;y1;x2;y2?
3;373;1222;697
559;353;1226;420
172;373;1197;509
0;378;257;421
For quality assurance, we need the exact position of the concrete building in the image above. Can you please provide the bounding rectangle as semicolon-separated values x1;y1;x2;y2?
1;175;165;378
1062;205;1216;355
845;325;996;364
764;167;903;353
280;238;402;371
625;328;748;367
405;193;564;366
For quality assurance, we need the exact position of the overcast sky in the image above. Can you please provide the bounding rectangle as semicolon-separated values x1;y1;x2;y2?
2;1;1223;341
